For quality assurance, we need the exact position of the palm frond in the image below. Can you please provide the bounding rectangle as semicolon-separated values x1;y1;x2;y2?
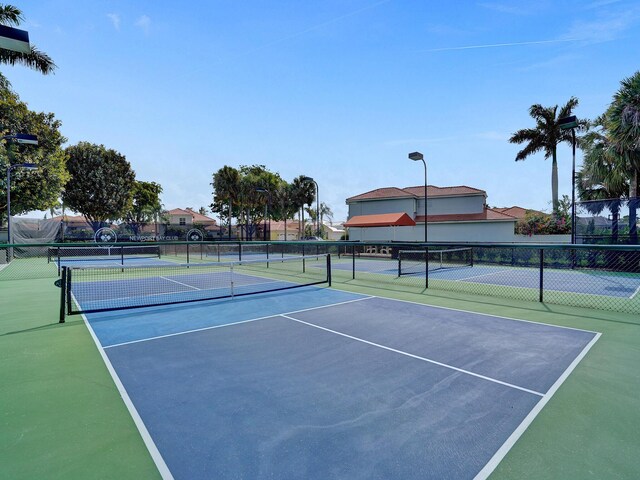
0;5;22;26
0;44;57;74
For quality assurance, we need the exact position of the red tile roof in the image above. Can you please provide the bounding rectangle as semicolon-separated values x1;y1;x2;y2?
344;213;417;227
346;185;486;202
415;208;517;223
493;206;543;219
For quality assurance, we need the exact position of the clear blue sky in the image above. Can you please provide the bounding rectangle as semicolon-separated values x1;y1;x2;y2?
7;0;640;222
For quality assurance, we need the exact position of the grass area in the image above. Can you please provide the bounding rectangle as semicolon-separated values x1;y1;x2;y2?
0;277;160;480
1;256;639;479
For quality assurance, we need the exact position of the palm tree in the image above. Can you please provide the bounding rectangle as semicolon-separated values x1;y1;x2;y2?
577;117;628;243
606;71;640;243
291;176;315;238
510;97;585;212
0;5;56;74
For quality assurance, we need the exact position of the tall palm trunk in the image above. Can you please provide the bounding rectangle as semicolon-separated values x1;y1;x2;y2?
630;169;638;244
551;149;559;212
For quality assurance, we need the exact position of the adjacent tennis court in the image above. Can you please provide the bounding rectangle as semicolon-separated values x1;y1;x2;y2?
329;249;640;299
64;255;600;479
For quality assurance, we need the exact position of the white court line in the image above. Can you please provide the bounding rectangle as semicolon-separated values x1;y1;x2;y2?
103;295;374;349
73;295;175;480
631;285;640;299
160;276;201;290
281;314;544;397
452;269;514;282
474;332;601;480
349;292;600;335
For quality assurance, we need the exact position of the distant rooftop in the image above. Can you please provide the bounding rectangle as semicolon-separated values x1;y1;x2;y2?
347;185;486;202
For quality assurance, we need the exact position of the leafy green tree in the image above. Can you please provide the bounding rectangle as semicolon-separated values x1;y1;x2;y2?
605;71;640;243
0;5;56;74
124;180;163;235
271;182;298;240
510;97;586;212
0;81;68;225
211;165;241;236
63;142;135;231
211;165;283;240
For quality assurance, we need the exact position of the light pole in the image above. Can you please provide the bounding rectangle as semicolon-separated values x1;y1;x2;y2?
301;176;320;237
559;116;578;244
408;152;427;243
256;187;271;241
3;133;39;247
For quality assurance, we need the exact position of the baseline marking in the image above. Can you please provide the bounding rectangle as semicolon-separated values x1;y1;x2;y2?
631;285;640;299
281;314;544;397
474;332;601;479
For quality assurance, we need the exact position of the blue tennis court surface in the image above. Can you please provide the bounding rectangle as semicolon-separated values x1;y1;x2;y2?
78;273;600;480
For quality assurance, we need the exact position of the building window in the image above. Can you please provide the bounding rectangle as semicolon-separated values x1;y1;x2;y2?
179;217;186;226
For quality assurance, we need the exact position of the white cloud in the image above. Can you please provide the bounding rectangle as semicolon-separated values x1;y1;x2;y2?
560;7;640;44
135;15;151;34
107;13;120;30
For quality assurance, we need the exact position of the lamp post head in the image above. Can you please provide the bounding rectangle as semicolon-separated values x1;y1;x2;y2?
21;162;38;170
301;176;315;183
2;133;38;145
408;151;424;161
558;116;578;130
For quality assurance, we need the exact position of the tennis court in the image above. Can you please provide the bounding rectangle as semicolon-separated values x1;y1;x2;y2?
64;255;599;479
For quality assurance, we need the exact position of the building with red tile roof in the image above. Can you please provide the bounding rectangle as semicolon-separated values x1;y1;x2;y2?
346;185;521;242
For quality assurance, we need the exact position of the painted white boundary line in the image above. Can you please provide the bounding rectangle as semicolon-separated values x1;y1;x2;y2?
354;292;600;335
631;285;640;299
453;269;513;282
103;295;374;349
474;331;601;480
159;276;201;290
281;314;544;397
75;297;174;480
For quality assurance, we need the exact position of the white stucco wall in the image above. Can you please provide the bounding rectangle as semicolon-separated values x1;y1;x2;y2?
348;198;416;217
348;221;517;243
417;195;485;215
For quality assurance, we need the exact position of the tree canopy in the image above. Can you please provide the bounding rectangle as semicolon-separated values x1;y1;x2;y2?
0;81;68;224
124;180;163;235
63;142;136;231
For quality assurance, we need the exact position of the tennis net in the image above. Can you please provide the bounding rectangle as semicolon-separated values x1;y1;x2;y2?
398;247;473;276
60;253;331;320
49;245;161;263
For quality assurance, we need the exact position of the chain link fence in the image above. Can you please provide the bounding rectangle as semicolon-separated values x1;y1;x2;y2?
2;241;639;314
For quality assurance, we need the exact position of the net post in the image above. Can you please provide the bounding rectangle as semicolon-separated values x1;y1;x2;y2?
217;244;220;263
397;253;401;277
539;248;544;302
230;264;234;297
425;246;429;289
57;246;61;276
302;244;305;272
470;247;474;267
239;242;242;261
266;243;269;268
187;242;190;265
59;267;67;323
121;245;124;264
327;253;332;286
66;267;72;315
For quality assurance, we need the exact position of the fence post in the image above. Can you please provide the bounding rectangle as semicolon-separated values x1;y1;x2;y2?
425;246;429;289
327;253;332;286
352;244;356;280
539;248;544;302
186;242;190;265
